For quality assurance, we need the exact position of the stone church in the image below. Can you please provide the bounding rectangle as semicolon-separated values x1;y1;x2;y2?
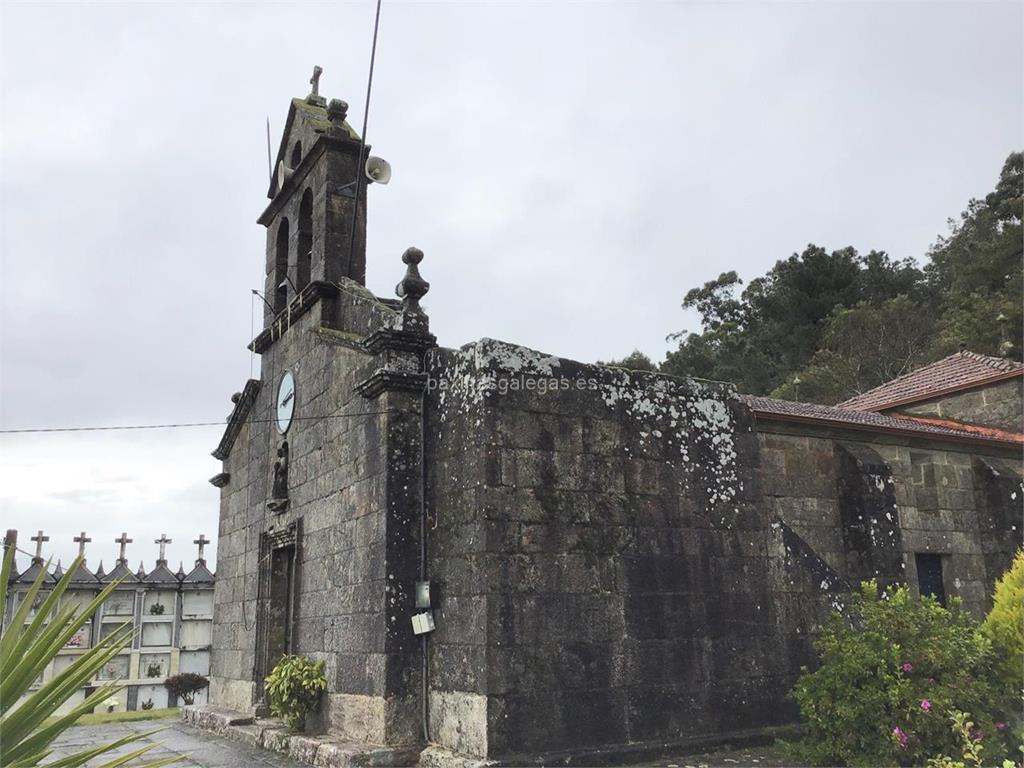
193;76;1023;766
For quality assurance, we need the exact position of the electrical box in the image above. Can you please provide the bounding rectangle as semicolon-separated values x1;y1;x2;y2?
411;611;435;635
415;580;432;608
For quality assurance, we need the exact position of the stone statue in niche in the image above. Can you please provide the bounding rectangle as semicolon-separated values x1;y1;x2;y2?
267;440;290;513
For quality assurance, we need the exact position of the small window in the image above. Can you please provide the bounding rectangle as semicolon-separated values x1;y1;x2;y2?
297;189;313;290
274;219;290;313
915;553;946;607
290;141;302;168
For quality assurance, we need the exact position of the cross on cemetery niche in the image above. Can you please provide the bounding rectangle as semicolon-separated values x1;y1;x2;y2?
73;531;91;558
115;532;133;564
194;534;209;564
309;65;322;97
31;530;49;563
155;534;172;565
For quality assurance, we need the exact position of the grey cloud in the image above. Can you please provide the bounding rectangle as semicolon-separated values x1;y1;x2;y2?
1;1;1020;553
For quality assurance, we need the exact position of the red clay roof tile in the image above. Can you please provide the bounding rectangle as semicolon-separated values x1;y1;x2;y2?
837;351;1022;412
742;394;1023;447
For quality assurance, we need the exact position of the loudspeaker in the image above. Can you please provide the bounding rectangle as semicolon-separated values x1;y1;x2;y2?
365;155;392;185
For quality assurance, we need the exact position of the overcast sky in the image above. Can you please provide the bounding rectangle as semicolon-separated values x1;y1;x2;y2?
1;1;1020;569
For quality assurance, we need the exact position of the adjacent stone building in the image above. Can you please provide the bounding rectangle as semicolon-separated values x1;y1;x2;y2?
4;531;215;713
196;76;1022;766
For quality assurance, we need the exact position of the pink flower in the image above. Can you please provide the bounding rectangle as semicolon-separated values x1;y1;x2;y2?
996;722;1007;731
892;726;909;749
901;662;914;673
920;699;931;712
971;728;983;741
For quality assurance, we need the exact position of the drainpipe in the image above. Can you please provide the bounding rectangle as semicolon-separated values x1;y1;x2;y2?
420;383;430;743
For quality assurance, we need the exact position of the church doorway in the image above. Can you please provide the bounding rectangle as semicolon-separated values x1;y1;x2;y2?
254;523;300;706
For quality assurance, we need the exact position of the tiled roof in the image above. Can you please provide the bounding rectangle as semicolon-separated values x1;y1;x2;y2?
182;562;215;584
838;351;1023;412
743;394;1023;446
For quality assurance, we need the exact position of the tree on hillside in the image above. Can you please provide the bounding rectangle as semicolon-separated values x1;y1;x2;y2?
598;350;658;372
772;295;935;403
656;151;1021;401
927;151;1022;359
662;246;925;394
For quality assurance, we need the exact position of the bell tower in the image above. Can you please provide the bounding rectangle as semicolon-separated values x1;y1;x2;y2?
258;67;368;325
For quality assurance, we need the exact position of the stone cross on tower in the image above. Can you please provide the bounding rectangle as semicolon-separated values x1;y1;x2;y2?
73;531;91;561
154;534;172;566
31;530;49;563
114;532;132;564
307;65;326;107
193;534;210;565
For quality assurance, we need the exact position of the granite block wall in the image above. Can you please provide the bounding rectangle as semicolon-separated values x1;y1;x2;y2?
894;377;1023;432
422;340;830;760
211;319;1020;761
210;285;422;745
756;428;1020;618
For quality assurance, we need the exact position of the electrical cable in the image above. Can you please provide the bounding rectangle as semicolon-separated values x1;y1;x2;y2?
0;410;403;435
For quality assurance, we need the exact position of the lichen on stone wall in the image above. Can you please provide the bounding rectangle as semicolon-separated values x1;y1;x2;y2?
429;337;750;525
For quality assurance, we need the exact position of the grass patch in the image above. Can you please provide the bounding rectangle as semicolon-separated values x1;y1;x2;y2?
59;708;179;727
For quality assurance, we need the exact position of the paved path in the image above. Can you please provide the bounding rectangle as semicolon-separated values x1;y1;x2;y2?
51;720;304;768
53;720;797;768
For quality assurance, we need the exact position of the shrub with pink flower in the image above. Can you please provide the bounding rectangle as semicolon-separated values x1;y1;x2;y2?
790;580;1014;767
892;726;909;750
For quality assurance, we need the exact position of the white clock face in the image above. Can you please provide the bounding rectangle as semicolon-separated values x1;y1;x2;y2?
276;371;295;434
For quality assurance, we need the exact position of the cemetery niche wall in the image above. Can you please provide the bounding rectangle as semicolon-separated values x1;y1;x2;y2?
3;531;215;714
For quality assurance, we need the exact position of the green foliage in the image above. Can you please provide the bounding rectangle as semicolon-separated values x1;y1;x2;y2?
658;152;1021;402
927;152;1023;358
791;581;1012;767
982;549;1024;709
926;710;989;768
264;655;326;731
163;672;209;706
662;246;927;397
0;543;180;768
771;296;935;403
598;350;657;372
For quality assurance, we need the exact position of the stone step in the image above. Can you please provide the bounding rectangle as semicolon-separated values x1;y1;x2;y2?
181;705;422;767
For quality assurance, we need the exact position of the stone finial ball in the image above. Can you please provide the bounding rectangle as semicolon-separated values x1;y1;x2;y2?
403;247;424;265
231;392;242;404
327;99;349;120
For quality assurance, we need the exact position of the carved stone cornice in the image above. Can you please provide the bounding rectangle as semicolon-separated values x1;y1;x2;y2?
212;379;261;461
249;281;340;354
355;370;429;400
363;327;437;355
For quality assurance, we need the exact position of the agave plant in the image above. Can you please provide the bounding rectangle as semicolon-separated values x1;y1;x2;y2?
0;543;180;768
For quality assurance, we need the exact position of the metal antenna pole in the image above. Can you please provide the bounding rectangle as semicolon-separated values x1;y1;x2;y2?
347;0;384;284
266;117;273;184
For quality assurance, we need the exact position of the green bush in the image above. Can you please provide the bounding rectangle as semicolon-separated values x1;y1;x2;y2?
926;709;1017;768
264;655;326;731
163;672;209;705
791;581;1011;767
982;549;1024;712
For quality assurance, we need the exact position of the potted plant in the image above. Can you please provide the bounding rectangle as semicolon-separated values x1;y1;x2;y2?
264;655;326;731
148;603;165;616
